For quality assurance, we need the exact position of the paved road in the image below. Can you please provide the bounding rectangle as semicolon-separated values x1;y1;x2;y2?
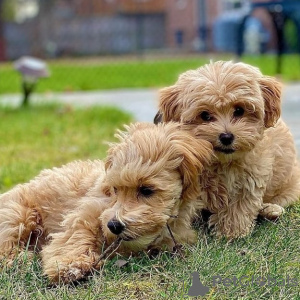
1;83;299;154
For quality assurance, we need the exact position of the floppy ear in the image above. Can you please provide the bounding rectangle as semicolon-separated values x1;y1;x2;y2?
104;156;112;171
259;75;282;128
171;131;212;201
104;141;116;171
101;153;114;196
103;123;144;171
159;85;182;122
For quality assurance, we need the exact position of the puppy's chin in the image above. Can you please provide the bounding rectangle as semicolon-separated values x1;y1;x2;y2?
213;145;249;162
213;145;255;164
214;146;236;154
103;229;162;251
122;234;161;251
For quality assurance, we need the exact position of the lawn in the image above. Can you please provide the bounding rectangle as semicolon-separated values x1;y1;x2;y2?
0;103;299;300
1;54;300;95
0;104;132;191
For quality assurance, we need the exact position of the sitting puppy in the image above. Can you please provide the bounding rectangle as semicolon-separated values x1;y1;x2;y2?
155;60;300;239
0;122;211;283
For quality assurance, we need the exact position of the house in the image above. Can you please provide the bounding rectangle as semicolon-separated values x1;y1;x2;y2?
2;0;287;59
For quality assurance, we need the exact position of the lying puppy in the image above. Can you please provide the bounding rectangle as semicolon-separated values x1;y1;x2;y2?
0;122;211;283
156;60;300;239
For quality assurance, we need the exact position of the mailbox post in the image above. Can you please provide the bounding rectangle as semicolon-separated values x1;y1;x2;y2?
14;56;50;107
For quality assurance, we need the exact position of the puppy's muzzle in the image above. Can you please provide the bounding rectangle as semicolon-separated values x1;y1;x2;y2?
219;132;234;146
107;219;125;235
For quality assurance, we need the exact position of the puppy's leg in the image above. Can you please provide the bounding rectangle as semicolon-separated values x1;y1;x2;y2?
203;181;259;239
269;170;300;207
42;198;108;283
261;166;300;220
0;191;42;264
209;196;262;239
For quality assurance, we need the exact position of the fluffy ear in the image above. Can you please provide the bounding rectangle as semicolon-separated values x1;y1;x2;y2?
104;157;112;171
259;75;282;128
103;123;145;171
104;144;115;171
171;131;212;201
101;183;112;197
102;152;114;196
159;85;181;122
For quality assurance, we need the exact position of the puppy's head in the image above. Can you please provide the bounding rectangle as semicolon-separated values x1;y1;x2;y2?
101;122;212;250
157;61;282;160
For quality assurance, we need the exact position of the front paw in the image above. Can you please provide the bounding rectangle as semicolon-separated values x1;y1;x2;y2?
57;261;94;283
209;214;254;239
260;203;284;220
0;249;34;268
44;254;102;284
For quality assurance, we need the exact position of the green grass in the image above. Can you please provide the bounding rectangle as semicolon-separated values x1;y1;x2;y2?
0;104;132;191
1;54;300;95
0;103;299;299
0;210;299;299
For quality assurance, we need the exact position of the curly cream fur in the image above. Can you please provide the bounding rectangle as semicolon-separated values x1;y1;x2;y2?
157;60;300;239
0;122;212;283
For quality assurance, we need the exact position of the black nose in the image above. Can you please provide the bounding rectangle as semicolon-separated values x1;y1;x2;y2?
107;219;125;235
219;133;234;146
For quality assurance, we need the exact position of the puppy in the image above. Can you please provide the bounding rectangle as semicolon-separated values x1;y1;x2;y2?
0;122;211;283
156;60;300;239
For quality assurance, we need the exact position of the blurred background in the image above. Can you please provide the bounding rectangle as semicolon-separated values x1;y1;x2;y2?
0;0;299;173
1;0;300;95
0;0;299;60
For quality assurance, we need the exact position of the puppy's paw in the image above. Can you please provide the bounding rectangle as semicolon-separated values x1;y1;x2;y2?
260;203;284;220
44;254;101;284
179;228;197;245
0;249;34;268
59;261;92;283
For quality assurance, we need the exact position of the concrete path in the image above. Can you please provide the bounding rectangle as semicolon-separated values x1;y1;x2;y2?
0;83;299;154
0;88;159;123
281;83;300;154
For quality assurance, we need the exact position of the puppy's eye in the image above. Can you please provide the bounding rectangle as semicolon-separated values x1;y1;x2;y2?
200;111;213;122
113;187;118;194
233;106;245;118
138;186;154;198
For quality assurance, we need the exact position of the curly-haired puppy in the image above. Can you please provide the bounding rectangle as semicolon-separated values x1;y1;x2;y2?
156;60;300;239
0;122;211;283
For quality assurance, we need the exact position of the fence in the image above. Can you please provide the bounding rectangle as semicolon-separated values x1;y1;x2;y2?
4;14;166;59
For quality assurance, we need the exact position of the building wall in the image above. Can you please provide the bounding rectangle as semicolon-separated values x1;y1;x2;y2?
165;0;197;48
204;0;223;50
72;0;119;16
119;0;166;14
206;0;222;27
165;0;224;50
72;0;165;16
50;0;227;51
5;0;283;59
